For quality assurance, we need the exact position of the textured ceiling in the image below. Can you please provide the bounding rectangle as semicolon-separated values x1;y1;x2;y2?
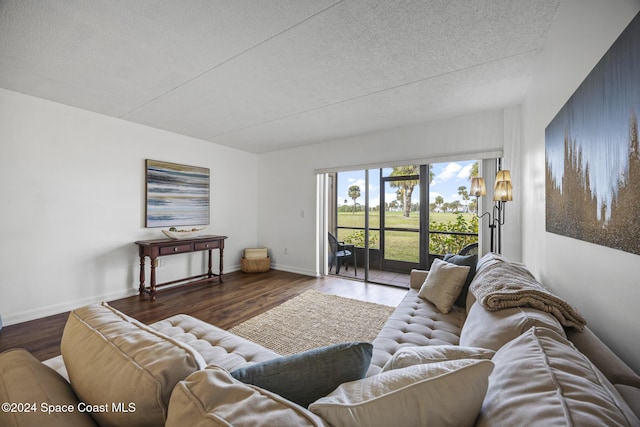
0;0;560;153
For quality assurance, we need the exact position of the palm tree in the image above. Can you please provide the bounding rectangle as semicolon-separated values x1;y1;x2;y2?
470;162;479;178
388;165;435;217
348;185;361;214
458;185;469;211
389;165;419;217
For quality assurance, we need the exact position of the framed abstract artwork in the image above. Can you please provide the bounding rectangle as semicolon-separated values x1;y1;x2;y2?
145;159;210;228
545;12;640;255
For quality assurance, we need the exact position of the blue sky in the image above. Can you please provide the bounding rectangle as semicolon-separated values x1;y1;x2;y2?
337;160;477;208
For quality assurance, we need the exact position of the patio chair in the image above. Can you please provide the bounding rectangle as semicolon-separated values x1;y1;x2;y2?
459;242;478;256
328;232;357;276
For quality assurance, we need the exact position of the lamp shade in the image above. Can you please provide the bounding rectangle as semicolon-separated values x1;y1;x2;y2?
470;177;486;197
493;169;513;201
493;181;513;201
495;170;511;183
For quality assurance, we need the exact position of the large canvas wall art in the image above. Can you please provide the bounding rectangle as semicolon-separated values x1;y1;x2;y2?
545;12;640;255
145;159;210;228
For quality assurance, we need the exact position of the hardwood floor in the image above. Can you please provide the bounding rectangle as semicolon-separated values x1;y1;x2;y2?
0;270;408;362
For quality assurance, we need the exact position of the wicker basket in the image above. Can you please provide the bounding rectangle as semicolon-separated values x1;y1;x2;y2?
241;256;271;273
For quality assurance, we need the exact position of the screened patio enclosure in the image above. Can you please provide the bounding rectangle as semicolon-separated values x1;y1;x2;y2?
324;160;483;287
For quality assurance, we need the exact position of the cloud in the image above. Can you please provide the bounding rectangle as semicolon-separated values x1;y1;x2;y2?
346;178;366;189
433;163;463;184
385;192;399;203
429;191;443;203
458;164;473;180
449;192;465;203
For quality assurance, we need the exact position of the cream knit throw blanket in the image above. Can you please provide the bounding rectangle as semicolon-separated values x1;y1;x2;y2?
470;261;586;330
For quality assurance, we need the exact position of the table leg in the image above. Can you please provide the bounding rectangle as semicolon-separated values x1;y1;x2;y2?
219;247;224;283
138;256;146;297
207;249;213;278
150;257;157;301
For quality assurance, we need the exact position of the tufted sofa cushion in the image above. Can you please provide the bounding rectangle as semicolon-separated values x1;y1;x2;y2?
368;289;466;376
149;314;281;371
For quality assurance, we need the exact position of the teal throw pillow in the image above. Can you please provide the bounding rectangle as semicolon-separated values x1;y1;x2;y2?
443;253;477;307
230;342;373;408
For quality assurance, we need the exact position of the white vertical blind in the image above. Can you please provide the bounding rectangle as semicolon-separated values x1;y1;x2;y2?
316;174;330;275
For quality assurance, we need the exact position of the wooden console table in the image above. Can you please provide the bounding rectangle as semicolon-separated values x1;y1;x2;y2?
135;235;227;301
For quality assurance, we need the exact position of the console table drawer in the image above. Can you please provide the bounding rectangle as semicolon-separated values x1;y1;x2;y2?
160;244;192;255
195;241;220;251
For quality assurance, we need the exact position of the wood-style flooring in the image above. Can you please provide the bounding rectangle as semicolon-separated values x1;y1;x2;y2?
0;270;407;362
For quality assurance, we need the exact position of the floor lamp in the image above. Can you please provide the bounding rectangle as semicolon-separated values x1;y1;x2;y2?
471;170;513;254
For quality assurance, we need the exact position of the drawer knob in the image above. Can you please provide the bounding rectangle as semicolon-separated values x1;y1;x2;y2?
205;244;209;248
173;247;178;252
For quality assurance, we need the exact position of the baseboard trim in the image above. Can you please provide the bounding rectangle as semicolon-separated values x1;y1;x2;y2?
2;265;301;326
3;288;139;326
271;263;319;277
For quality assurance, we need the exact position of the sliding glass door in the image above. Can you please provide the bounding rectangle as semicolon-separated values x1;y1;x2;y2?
379;166;421;273
328;159;480;287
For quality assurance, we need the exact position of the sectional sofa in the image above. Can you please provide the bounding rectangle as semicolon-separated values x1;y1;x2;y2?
1;253;639;426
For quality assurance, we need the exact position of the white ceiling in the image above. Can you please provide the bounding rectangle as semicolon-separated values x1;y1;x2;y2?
0;0;560;154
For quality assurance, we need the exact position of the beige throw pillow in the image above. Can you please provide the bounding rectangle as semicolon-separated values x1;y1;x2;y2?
381;345;495;372
418;258;470;313
309;359;494;427
166;367;327;427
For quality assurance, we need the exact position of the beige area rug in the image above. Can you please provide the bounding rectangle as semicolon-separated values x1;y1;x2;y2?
228;290;395;355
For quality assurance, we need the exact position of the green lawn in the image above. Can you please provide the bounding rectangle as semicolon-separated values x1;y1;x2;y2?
337;210;474;228
336;211;477;262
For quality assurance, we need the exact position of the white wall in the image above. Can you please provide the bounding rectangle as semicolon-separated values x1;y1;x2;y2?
258;108;519;275
521;0;640;373
0;88;258;325
0;90;517;325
